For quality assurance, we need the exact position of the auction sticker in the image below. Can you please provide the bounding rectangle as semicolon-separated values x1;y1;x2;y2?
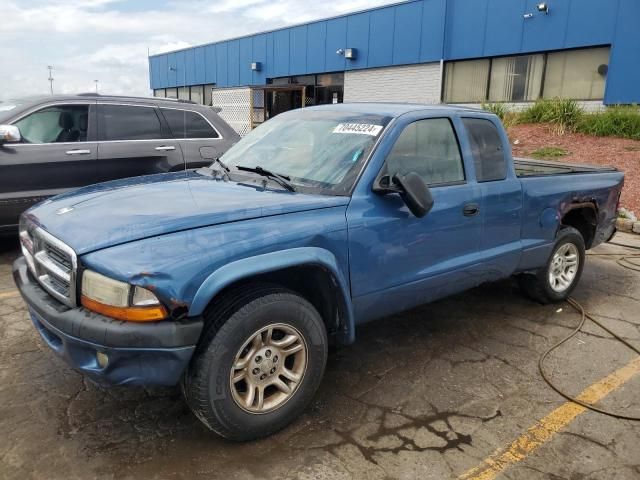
333;123;383;136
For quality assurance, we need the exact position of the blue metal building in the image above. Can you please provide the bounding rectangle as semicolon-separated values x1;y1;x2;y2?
149;0;640;132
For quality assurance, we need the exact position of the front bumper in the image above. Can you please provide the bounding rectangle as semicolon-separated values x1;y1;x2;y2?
13;257;203;386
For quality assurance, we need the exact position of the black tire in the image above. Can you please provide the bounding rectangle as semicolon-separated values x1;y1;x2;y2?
182;284;328;441
519;226;586;304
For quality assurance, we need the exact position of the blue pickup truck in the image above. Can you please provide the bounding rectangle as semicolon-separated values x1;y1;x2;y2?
14;104;623;440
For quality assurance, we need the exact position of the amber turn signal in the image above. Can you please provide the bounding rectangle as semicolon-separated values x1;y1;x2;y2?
81;295;168;322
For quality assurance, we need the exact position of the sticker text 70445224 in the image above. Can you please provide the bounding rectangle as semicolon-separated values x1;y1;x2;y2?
333;123;383;136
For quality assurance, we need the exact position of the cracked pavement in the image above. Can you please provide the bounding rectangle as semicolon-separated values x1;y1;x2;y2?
1;234;639;479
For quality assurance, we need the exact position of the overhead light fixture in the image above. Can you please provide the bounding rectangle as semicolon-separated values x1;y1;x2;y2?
336;48;344;55
537;3;549;14
251;62;261;72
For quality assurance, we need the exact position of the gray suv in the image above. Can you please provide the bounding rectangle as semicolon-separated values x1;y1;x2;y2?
0;94;239;234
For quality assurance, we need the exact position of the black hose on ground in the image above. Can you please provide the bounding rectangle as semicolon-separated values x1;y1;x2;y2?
538;240;640;421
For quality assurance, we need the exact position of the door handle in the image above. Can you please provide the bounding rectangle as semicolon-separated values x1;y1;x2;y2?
65;149;91;155
155;145;175;151
463;203;480;217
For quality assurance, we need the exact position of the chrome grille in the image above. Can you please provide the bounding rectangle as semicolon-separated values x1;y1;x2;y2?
21;227;77;307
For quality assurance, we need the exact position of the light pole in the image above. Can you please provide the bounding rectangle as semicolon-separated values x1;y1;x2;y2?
47;66;54;94
94;80;99;93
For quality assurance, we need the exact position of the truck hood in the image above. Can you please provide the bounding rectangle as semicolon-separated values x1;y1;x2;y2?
25;172;349;255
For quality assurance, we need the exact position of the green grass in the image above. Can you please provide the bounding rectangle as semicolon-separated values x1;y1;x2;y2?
531;147;569;160
576;105;640;140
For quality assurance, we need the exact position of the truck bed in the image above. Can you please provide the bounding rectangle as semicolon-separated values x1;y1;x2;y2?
514;158;618;177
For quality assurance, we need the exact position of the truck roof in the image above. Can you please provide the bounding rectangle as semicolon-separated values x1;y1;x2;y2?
307;102;486;117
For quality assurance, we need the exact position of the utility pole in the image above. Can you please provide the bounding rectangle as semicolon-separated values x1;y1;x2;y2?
94;80;99;93
47;66;54;94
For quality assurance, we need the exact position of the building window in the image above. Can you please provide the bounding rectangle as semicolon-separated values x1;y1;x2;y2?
543;47;609;100
444;46;610;103
178;87;190;101
489;54;544;102
166;88;178;99
444;59;490;103
190;85;204;104
154;89;166;98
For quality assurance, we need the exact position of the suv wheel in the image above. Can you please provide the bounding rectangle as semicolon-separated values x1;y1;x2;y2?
519;226;586;304
182;285;327;441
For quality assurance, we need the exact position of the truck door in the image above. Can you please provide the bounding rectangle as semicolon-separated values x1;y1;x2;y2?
460;117;523;279
346;116;483;324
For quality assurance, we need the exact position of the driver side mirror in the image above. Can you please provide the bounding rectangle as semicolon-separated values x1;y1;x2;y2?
0;125;21;145
374;172;434;218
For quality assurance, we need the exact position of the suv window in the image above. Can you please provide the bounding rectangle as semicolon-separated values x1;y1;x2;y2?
161;108;219;139
98;104;163;141
462;118;506;182
14;105;89;144
385;118;465;186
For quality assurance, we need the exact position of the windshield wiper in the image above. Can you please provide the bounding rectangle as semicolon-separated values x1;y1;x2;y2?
213;157;230;172
236;165;296;192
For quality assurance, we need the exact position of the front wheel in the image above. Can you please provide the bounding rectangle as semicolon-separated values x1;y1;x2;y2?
182;286;328;441
519;226;586;304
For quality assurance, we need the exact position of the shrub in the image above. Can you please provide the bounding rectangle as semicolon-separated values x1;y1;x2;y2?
520;98;583;134
576;105;640;140
481;102;519;128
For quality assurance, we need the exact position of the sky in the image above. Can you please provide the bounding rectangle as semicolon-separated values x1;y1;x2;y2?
0;0;400;101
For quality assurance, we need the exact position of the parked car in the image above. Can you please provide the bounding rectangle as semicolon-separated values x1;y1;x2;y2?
0;94;239;234
14;104;623;440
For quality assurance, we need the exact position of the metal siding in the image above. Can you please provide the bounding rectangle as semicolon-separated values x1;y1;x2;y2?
194;46;206;84
204;44;216;84
167;52;177;87
445;0;488;59
325;17;347;72
239;37;253;85
420;0;446;62
307;22;326;74
368;8;395;67
252;34;267;84
483;0;525;56
290;25;308;75
345;13;369;70
521;0;571;52
393;2;422;65
605;0;640;104
159;55;168;88
185;48;196;85
565;0;618;48
273;30;290;77
227;40;240;86
175;51;186;86
266;33;275;78
216;43;228;87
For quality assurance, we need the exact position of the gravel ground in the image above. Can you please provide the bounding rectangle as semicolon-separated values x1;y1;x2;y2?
508;124;640;214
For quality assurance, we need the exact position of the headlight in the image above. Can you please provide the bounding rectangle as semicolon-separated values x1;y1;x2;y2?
81;270;167;322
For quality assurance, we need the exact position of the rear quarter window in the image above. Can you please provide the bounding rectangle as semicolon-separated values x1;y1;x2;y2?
462;118;506;182
161;108;219;139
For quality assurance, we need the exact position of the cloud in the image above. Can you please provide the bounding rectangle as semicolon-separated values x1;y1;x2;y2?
0;0;398;100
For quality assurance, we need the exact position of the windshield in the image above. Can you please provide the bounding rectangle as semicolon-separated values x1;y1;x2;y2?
221;109;392;195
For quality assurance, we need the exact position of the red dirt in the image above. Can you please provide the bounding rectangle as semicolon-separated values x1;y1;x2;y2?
507;123;640;214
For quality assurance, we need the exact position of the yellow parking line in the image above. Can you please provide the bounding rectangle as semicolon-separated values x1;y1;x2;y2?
0;290;20;299
459;356;640;480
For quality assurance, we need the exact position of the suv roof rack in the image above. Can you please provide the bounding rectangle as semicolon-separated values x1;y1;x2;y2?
75;93;197;104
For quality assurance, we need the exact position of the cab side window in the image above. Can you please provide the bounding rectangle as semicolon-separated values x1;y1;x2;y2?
14;105;89;144
161;108;219;139
462;118;506;182
385;118;465;186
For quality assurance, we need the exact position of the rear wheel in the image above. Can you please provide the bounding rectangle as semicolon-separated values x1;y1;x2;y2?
519;226;585;304
182;285;328;441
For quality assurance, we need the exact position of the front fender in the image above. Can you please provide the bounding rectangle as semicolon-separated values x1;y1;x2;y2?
189;247;355;344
